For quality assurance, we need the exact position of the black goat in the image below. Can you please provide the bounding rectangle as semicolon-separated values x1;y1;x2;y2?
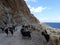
21;28;31;38
4;28;9;35
42;30;50;42
4;25;16;36
8;27;14;35
8;25;16;35
0;27;4;32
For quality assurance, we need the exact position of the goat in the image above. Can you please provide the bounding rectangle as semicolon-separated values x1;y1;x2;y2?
41;30;50;42
4;28;9;35
0;27;4;32
8;27;13;35
21;28;31;39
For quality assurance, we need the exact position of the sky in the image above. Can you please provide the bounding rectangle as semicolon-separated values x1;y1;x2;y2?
24;0;60;22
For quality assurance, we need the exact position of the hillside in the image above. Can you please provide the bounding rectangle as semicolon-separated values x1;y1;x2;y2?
0;0;60;45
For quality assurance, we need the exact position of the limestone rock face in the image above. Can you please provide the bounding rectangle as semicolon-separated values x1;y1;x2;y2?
0;0;40;26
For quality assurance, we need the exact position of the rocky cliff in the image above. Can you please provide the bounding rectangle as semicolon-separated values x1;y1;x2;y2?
0;0;40;27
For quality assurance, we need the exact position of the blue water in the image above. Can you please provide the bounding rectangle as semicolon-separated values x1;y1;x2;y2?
45;22;60;28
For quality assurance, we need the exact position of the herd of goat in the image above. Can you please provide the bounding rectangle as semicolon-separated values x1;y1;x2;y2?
0;24;60;45
0;23;50;41
0;21;59;45
0;21;50;40
0;24;32;39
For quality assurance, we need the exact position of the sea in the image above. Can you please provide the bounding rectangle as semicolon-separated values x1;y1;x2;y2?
45;22;60;29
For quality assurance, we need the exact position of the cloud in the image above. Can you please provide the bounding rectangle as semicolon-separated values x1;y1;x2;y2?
36;14;60;22
31;7;47;13
24;0;37;2
28;5;47;13
39;16;60;22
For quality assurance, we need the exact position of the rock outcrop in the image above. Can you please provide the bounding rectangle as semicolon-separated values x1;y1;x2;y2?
0;0;40;27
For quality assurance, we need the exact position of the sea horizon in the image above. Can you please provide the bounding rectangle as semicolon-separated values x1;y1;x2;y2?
44;22;60;29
